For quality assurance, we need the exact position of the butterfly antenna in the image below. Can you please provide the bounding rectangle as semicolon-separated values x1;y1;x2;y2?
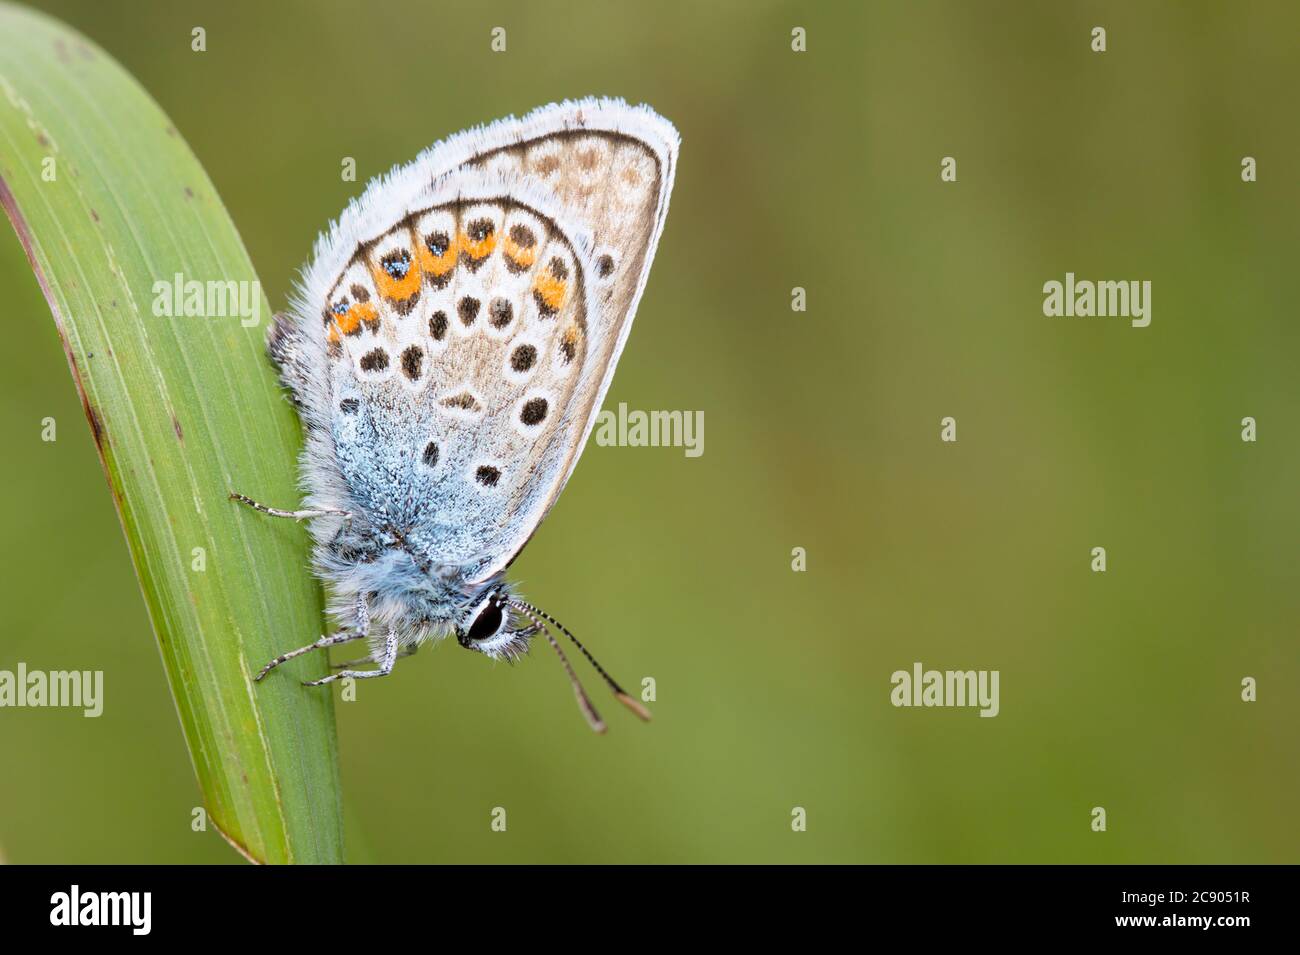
511;603;606;733
510;599;652;723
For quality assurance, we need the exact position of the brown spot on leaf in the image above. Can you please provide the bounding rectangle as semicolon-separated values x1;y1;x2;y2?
1;173;114;478
87;405;105;450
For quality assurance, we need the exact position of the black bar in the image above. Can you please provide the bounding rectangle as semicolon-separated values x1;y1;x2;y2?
0;865;1280;938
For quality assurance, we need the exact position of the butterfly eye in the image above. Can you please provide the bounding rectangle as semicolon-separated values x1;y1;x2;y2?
464;599;504;642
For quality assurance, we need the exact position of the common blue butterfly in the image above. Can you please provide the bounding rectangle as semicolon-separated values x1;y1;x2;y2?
232;98;679;731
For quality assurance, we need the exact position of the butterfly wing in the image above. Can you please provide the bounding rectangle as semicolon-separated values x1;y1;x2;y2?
286;99;678;584
461;100;680;474
455;101;679;579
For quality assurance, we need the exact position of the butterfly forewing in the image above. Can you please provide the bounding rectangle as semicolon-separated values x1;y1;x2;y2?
466;122;674;425
453;115;678;578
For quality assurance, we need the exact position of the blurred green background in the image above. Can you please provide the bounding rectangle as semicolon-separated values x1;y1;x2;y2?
1;0;1297;863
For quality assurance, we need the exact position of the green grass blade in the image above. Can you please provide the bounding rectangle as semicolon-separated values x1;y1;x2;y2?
0;3;342;864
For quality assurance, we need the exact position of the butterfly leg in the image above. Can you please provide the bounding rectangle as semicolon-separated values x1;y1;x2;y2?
255;593;370;681
304;628;399;686
254;630;364;681
229;492;349;522
331;643;418;669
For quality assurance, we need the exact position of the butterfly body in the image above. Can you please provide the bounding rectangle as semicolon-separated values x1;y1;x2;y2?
238;98;678;728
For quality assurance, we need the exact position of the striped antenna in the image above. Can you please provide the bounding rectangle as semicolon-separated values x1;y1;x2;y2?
510;599;652;723
511;602;606;733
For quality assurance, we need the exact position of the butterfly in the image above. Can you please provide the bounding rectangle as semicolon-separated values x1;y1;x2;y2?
231;98;679;732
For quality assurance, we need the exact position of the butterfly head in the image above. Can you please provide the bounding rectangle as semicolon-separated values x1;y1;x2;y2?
454;585;536;661
452;583;653;733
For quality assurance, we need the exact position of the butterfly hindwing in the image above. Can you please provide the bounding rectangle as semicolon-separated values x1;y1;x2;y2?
318;180;592;578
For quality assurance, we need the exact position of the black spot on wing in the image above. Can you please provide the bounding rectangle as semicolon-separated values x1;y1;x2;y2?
510;343;536;372
401;345;423;381
458;296;480;326
520;397;548;426
429;311;448;340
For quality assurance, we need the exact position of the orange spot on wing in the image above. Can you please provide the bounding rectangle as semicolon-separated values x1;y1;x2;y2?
356;301;379;331
458;229;496;262
417;239;456;278
332;301;377;337
502;234;536;271
559;323;581;364
532;270;567;313
372;261;421;301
